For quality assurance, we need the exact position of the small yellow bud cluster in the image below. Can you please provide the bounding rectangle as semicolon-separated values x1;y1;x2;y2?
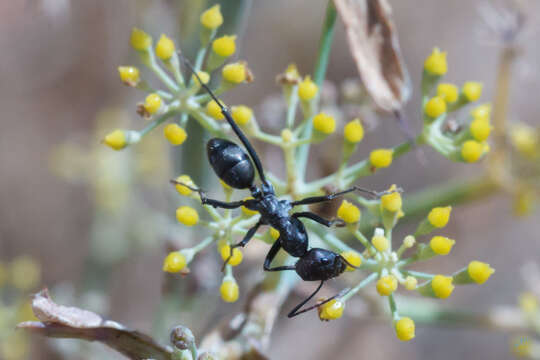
337;200;361;223
467;261;494;284
369;148;393;169
231;105;253;125
313;113;336;135
103;130;127;150
376;275;397;296
206;100;225;120
222;62;247;84
437;83;458;103
164;124;187;145
427;206;451;228
162;251;187;273
192;71;210;86
425;95;447;118
298;76;318;101
461;139;485;163
380;185;402;213
404;276;417;291
220;245;243;266
424;48;447;75
174;175;195;196
131;28;152;51
319;299;345;320
429;236;455;255
462;82;483;102
372;234;390;252
144;93;162;115
212;35;237;57
395;317;415;341
176;206;199;226
220;279;239;303
344;119;364;143
156;34;175;60
200;5;223;29
431;275;454;298
340;251;362;271
118;66;140;86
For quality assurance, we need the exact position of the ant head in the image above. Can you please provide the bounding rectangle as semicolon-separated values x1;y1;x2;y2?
295;248;347;282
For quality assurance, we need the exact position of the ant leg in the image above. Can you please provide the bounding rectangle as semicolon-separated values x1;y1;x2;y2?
263;240;296;272
221;221;262;271
170;179;247;209
292;212;345;228
291;186;401;206
287;286;346;318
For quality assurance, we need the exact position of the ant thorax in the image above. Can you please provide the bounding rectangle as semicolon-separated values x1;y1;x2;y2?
253;193;292;222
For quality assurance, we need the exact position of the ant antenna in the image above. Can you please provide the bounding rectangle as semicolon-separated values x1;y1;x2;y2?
180;56;268;185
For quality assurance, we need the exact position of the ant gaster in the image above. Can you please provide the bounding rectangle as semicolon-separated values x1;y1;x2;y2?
173;59;387;318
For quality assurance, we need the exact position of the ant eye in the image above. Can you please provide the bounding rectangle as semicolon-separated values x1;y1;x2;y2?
321;258;329;265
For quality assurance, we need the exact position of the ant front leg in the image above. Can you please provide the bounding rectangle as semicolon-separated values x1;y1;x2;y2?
292;212;345;228
170;179;247;209
287;284;347;318
221;220;263;271
263;240;296;272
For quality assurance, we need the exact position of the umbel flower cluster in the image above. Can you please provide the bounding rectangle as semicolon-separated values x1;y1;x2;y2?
104;5;495;342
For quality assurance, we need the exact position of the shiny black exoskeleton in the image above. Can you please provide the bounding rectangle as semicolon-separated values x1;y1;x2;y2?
174;61;374;318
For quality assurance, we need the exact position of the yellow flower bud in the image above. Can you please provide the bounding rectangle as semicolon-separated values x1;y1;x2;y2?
372;235;389;252
155;34;175;60
376;275;397;296
206;100;225;120
298;76;318;101
176;206;199;226
437;83;459;103
313;113;336;135
462;82;483;102
200;5;223;29
467;261;494;284
340;251;362;271
427;206;452;228
164;124;187;146
269;227;280;240
429;236;455;255
174;175;195;196
118;66;140;85
231;105;253;125
144;93;162;115
220;245;243;266
403;235;416;248
369;149;393;168
10;256;40;291
162;251;186;273
470;118;491;142
192;71;210;85
337;200;361;223
241;197;258;216
425;96;447;118
281;129;293;143
510;124;538;156
130;28;152;50
212;35;237;57
424;48;447;75
220;279;239;302
471;104;491;121
461;140;483;163
432;275;454;298
103;130;127;150
319;299;345;320
222;62;246;83
395;317;415;341
380;184;402;212
344;119;364;143
404;276;418;291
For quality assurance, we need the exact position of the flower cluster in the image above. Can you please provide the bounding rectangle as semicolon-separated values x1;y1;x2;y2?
421;48;492;163
103;5;254;151
106;5;496;343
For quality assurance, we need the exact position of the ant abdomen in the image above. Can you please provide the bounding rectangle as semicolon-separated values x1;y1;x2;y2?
295;248;347;281
207;138;255;189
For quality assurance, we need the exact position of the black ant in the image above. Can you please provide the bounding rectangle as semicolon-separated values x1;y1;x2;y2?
172;60;388;318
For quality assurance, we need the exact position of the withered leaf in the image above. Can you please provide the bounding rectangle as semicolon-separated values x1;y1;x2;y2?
18;289;173;360
334;0;411;112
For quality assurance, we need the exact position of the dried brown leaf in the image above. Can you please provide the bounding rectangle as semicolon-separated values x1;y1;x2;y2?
334;0;410;112
18;289;173;360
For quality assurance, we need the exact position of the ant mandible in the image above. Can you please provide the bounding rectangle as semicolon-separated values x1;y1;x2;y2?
173;59;386;318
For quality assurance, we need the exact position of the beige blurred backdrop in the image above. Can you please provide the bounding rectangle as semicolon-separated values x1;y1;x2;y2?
1;0;539;359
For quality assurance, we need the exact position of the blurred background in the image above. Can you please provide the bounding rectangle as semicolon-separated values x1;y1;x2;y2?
0;0;539;359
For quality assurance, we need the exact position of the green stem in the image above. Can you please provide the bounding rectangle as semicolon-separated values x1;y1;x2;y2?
342;273;378;301
296;1;337;182
139;110;178;137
